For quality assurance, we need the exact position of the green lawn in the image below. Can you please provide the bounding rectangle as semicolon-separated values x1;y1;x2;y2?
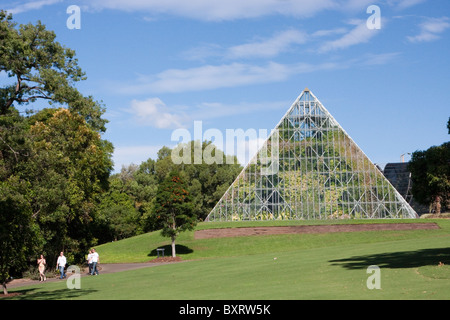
4;219;450;300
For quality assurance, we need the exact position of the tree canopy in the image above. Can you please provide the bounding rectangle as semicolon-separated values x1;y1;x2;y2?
96;141;242;241
408;119;450;214
409;143;450;213
0;12;112;294
154;170;195;257
0;10;106;131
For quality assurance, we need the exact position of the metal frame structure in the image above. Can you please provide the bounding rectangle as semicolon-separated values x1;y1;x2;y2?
206;88;418;221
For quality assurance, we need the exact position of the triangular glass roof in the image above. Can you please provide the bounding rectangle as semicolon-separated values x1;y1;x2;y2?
206;89;418;221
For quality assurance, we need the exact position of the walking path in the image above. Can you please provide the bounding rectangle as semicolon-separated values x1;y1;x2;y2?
6;261;177;290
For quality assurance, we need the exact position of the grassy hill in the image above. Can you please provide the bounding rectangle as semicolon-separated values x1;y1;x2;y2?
4;219;450;300
97;219;449;263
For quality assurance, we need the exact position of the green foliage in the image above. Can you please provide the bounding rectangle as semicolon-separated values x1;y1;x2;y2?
95;141;242;240
95;173;145;242
0;176;40;293
154;171;196;256
22;108;113;260
0;107;113;269
173;140;242;220
0;10;106;131
0;12;112;283
409;142;450;213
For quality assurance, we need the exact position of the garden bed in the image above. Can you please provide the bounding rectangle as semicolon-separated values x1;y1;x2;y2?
195;222;440;239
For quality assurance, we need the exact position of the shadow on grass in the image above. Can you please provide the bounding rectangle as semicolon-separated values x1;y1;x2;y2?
148;244;193;257
329;247;450;270
2;287;98;300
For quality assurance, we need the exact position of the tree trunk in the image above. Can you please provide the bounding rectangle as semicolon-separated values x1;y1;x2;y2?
171;235;176;258
2;282;7;296
171;214;176;257
434;196;441;214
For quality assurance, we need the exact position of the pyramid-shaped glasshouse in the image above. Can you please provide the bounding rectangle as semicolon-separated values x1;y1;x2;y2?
206;89;418;221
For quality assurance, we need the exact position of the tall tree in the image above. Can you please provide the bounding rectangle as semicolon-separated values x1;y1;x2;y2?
94;162;158;243
0;176;39;295
24;108;113;261
409;142;450;213
0;11;106;131
0;12;113;275
155;141;242;221
154;171;196;257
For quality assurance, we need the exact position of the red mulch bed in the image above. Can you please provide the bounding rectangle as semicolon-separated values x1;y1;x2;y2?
195;222;440;239
149;256;183;263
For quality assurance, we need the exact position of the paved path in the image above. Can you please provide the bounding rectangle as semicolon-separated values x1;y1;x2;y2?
6;262;177;289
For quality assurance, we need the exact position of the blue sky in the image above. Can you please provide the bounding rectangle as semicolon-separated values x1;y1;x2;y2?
3;0;450;172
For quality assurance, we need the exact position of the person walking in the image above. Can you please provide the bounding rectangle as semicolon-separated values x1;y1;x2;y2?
87;249;93;275
56;251;67;279
37;255;46;282
90;248;99;275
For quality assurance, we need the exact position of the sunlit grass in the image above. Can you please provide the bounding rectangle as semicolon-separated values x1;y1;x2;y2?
5;219;450;300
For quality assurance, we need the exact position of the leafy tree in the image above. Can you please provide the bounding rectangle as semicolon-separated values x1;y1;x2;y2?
0;176;39;295
0;108;38;294
409;142;450;213
0;10;106;131
155;141;242;221
24;108;113;261
0;11;113;271
154;171;196;257
96;184;139;242
95;142;242;240
95;162;158;243
155;146;175;182
134;159;159;231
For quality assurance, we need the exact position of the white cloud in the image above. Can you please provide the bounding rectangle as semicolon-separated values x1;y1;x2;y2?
312;27;348;38
129;98;186;128
182;29;307;61
226;29;307;59
8;0;387;21
82;0;337;21
341;0;378;11
119;62;291;94
114;50;399;95
407;17;450;43
117;61;343;94
388;0;426;10
360;52;401;66
317;19;381;53
123;96;289;130
5;0;62;14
